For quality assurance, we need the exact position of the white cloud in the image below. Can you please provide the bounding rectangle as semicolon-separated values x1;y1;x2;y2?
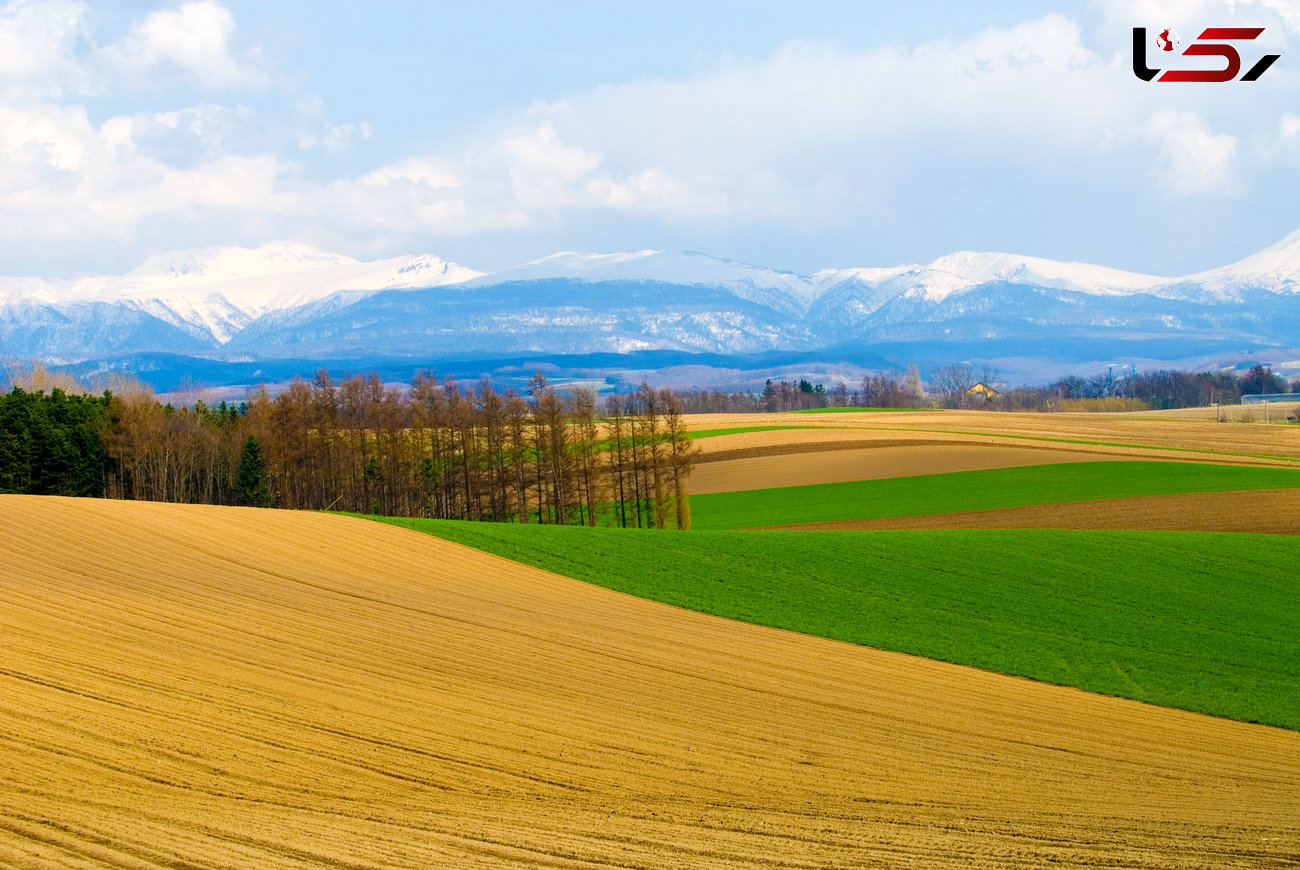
1086;0;1300;34
2;0;268;100
1145;110;1240;195
0;0;90;98
0;102;89;173
292;95;372;153
1;2;1296;274
0;96;299;246
107;1;263;90
502;123;600;179
1279;111;1300;141
445;14;1129;229
298;118;371;153
359;159;459;189
1258;0;1300;32
1264;110;1300;163
0;1;370;259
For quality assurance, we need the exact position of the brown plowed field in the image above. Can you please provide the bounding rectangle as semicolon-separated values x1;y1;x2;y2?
689;409;1300;464
692;442;1119;493
768;488;1300;533
3;496;1299;868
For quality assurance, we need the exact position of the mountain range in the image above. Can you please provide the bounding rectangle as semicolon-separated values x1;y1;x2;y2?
4;233;1300;388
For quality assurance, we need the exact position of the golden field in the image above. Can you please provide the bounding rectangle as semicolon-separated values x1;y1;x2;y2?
689;408;1300;462
688;408;1300;496
2;494;1299;868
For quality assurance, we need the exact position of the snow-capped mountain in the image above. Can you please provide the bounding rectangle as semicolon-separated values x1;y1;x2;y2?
884;251;1168;301
468;249;828;316
1178;228;1300;295
6;232;1300;371
0;242;482;357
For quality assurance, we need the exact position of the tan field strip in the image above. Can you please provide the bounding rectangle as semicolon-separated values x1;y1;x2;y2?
768;488;1300;533
690;410;1300;465
691;443;1120;494
2;495;1299;868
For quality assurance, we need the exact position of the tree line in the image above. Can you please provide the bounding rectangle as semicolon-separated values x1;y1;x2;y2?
0;372;698;528
673;364;929;412
670;363;1297;413
962;364;1292;412
4;361;1294;510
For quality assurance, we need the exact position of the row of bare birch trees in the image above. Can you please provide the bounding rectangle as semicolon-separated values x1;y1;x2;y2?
103;371;698;527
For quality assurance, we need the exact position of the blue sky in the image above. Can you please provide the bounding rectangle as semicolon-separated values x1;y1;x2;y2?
3;0;1299;278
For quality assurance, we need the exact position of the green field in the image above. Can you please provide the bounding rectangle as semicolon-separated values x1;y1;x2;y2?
689;460;1300;529
686;425;816;439
369;518;1300;730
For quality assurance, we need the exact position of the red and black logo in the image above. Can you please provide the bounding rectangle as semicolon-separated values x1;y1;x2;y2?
1133;27;1280;82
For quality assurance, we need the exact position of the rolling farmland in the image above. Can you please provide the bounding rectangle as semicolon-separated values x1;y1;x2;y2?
777;488;1300;533
688;461;1300;530
687;409;1300;464
385;520;1300;729
689;442;1120;494
3;495;1299;868
5;407;1300;867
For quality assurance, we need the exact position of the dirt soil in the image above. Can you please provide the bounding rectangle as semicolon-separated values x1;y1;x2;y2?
768;488;1300;533
2;495;1298;868
692;442;1121;494
689;409;1300;464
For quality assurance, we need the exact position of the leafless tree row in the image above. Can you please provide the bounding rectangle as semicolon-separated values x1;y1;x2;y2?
102;371;697;527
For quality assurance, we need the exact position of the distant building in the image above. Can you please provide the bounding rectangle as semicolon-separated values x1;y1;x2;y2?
966;382;998;402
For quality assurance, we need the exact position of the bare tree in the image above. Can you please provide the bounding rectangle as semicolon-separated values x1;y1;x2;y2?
568;386;604;526
932;363;975;407
662;389;698;530
904;363;926;405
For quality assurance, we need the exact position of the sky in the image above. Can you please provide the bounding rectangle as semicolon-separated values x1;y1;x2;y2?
2;0;1299;279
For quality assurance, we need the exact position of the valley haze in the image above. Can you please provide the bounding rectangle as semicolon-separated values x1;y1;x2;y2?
6;230;1300;395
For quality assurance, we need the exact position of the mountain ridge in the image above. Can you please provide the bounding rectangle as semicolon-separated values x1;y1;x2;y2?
4;233;1300;371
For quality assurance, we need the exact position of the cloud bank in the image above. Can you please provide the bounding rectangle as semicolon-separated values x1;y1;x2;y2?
1;0;1298;276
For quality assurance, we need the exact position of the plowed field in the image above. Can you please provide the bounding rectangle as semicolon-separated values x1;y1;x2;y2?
2;496;1298;868
690;409;1300;465
692;442;1120;493
770;488;1300;533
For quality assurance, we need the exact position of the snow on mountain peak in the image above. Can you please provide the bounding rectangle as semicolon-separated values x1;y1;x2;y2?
129;241;360;283
523;250;663;271
481;249;823;309
3;242;483;344
916;251;1167;299
11;229;1300;358
1188;228;1300;292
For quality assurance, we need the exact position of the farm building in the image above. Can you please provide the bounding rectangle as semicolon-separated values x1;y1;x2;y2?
965;382;999;403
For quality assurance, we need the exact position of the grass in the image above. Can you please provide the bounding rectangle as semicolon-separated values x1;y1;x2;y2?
688;460;1300;529
368;518;1300;730
686;425;817;439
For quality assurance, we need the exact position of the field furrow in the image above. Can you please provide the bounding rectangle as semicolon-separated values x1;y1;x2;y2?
2;495;1298;868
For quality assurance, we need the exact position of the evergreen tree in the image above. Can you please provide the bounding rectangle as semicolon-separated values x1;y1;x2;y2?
236;435;272;507
0;387;110;496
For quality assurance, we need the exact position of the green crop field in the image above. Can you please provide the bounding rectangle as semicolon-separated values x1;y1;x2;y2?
368;517;1300;730
689;460;1300;529
686;425;816;439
